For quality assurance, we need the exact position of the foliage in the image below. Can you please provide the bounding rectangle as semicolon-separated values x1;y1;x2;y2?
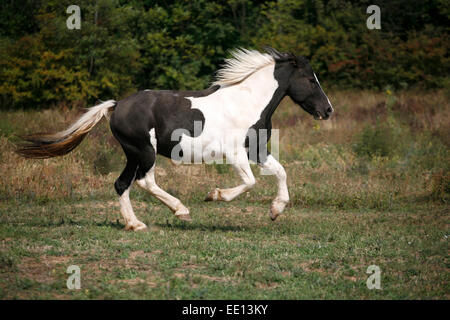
353;123;397;158
0;0;449;109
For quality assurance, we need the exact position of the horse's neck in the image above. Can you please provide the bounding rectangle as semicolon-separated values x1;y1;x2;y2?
257;83;287;127
238;65;287;125
220;64;285;119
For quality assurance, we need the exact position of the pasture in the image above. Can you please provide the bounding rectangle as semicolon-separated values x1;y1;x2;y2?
0;90;448;299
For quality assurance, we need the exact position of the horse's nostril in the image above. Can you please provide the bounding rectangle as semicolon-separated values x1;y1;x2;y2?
326;107;333;114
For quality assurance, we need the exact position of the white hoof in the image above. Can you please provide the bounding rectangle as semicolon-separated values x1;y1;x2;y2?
270;199;287;221
174;204;192;221
124;221;148;231
176;214;192;222
205;188;220;201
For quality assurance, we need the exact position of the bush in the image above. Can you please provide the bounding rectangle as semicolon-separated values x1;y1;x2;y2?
93;150;118;176
353;123;398;158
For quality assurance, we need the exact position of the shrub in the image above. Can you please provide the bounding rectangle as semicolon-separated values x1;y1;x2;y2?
93;148;122;176
353;123;398;158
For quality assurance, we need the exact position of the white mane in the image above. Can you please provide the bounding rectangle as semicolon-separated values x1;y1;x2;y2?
213;48;274;86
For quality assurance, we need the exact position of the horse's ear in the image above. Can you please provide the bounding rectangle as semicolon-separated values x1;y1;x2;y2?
263;46;283;60
264;46;297;64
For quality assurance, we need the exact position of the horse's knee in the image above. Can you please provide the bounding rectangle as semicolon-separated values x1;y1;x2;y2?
136;175;160;195
114;178;130;196
115;157;138;196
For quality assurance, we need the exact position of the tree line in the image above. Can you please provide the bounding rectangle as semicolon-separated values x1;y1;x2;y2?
0;0;448;109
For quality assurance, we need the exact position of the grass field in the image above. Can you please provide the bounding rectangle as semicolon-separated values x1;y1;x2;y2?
0;89;449;299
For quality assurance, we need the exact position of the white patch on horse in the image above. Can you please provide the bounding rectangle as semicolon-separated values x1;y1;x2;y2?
149;128;157;153
136;127;191;220
179;63;278;165
119;188;147;231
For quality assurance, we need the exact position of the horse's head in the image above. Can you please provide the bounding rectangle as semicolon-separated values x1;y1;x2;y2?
265;47;334;120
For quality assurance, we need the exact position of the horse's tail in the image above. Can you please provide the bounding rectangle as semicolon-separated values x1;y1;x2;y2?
16;100;117;159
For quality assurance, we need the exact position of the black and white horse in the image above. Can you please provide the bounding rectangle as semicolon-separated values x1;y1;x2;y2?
17;47;333;231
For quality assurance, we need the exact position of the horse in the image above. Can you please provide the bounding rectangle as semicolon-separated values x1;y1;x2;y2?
16;47;334;231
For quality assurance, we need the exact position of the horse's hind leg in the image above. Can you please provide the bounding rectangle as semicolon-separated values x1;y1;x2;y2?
114;158;147;231
135;129;192;221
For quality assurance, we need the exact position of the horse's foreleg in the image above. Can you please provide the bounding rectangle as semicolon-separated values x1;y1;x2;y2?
258;154;289;220
205;151;256;202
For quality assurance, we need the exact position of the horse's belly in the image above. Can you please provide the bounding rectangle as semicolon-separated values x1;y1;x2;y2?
177;127;246;164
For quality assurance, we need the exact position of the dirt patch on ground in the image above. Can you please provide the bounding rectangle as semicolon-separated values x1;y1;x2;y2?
255;281;279;289
196;274;233;282
298;260;334;276
174;271;234;284
17;255;72;284
112;278;158;287
298;259;364;283
73;201;150;210
173;262;236;285
128;250;162;261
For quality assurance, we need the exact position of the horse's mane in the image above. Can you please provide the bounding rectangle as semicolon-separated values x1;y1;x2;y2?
213;48;275;87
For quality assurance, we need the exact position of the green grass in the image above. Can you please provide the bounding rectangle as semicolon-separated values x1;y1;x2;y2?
0;197;448;299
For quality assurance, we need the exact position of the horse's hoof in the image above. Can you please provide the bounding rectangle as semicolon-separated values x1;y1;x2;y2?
125;222;148;231
269;202;284;221
205;188;219;201
176;214;192;222
269;212;280;221
269;198;288;221
174;204;191;221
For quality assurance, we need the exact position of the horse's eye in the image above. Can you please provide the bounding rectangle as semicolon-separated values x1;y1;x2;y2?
309;79;316;85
